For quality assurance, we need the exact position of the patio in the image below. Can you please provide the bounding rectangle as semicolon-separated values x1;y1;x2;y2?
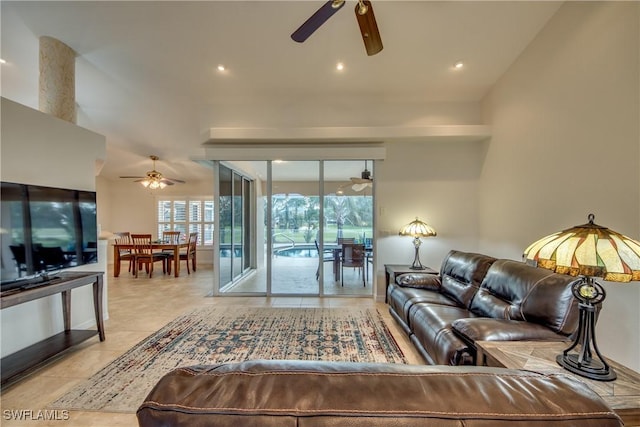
221;250;373;296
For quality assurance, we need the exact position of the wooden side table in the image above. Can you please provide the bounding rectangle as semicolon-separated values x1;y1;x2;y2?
384;264;437;302
476;340;640;426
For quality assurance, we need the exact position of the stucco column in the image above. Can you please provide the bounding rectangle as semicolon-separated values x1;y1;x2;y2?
39;36;76;123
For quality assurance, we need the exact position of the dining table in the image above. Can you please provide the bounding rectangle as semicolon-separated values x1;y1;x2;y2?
113;241;191;278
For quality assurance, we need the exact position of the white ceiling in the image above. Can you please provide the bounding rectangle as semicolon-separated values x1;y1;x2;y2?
1;1;561;182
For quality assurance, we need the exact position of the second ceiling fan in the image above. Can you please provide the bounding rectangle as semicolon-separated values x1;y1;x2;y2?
291;0;383;56
349;160;373;191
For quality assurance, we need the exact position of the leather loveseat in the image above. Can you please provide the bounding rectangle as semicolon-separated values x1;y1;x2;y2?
137;359;622;426
387;250;579;365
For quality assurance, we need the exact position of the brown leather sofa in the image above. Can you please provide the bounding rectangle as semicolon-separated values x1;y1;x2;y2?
137;359;622;426
387;250;579;365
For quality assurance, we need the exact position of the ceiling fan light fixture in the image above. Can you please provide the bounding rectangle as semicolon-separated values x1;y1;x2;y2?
143;177;167;190
123;155;184;190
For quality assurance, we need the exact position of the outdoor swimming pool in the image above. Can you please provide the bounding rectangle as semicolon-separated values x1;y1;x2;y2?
274;245;317;258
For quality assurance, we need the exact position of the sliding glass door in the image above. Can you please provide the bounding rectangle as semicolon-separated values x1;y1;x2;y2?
218;164;255;291
271;161;320;294
322;161;373;295
216;160;373;297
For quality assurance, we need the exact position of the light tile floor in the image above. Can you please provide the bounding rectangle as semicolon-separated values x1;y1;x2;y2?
223;256;373;295
0;265;422;426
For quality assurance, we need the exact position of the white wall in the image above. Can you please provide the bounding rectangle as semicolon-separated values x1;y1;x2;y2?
97;175;215;266
374;140;486;296
1;98;107;357
479;2;640;371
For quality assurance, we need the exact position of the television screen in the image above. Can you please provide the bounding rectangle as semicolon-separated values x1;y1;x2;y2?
0;182;97;288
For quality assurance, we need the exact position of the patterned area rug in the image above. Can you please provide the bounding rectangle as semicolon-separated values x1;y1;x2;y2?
51;306;406;413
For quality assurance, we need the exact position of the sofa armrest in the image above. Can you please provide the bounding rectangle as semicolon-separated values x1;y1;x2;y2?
396;273;442;290
452;318;568;343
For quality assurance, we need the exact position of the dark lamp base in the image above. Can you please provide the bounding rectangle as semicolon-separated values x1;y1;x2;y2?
409;265;427;270
556;353;617;381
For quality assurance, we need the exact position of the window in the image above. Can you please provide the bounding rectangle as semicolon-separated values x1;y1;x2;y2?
157;198;214;246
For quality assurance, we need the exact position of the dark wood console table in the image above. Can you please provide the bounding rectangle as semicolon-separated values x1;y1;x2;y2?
0;271;105;386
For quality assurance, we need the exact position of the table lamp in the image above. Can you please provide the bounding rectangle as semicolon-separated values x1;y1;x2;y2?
523;214;640;381
399;217;436;270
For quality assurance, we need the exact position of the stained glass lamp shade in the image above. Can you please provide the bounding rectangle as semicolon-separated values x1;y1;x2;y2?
398;217;436;270
523;214;640;381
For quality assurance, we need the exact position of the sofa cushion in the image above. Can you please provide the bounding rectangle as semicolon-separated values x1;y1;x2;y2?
409;302;478;365
452;318;570;344
438;250;497;308
469;260;578;335
387;284;460;329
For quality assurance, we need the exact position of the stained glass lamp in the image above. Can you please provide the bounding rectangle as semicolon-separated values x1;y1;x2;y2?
399;217;436;270
523;214;640;381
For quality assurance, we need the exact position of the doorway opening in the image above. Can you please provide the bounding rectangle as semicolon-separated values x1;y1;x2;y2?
217;160;374;296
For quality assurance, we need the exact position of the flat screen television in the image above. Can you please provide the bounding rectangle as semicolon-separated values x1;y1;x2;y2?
0;182;98;291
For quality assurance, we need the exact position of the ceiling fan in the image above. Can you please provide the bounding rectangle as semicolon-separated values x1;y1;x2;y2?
119;155;185;190
349;160;373;192
291;0;383;56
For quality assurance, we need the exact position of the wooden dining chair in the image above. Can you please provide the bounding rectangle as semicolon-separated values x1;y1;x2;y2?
161;230;182;256
114;232;134;273
130;233;166;278
341;243;366;287
167;232;198;275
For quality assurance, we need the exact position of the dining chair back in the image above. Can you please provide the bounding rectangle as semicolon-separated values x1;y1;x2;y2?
161;231;182;257
162;231;181;244
341;243;366;287
167;232;198;275
130;233;166;278
114;232;134;273
9;245;28;276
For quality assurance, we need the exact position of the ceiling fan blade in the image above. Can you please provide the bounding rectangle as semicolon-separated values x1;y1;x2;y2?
291;0;345;43
350;177;373;184
159;179;175;186
119;176;145;179
355;0;383;56
164;177;186;184
352;183;370;192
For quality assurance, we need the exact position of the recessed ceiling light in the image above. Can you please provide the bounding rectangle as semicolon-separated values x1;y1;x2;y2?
0;59;6;64
217;65;226;72
453;61;464;70
336;62;345;71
